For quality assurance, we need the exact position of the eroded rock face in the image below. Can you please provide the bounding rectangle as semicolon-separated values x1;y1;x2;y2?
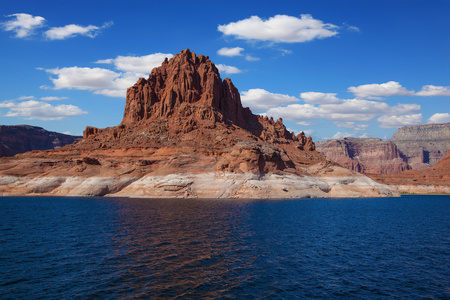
81;49;316;160
316;123;450;174
0;49;399;198
316;138;410;174
121;49;248;128
368;150;450;190
0;125;81;157
391;123;450;170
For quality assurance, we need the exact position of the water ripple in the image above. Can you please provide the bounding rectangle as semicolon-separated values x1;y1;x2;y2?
0;196;449;299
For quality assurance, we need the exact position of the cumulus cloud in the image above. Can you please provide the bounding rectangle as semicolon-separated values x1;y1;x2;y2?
266;103;320;121
245;55;260;61
44;21;112;40
416;85;450;96
45;67;123;90
218;14;338;43
348;81;414;99
1;13;46;38
263;88;424;131
334;122;369;131
96;53;173;73
300;92;342;104
241;88;299;112
296;121;314;126
0;100;86;121
217;47;244;57
427;113;450;124
377;114;422;128
40;96;68;101
43;66;133;98
42;53;171;97
216;64;242;74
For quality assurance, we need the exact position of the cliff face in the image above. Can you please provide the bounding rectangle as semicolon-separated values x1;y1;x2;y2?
82;49;315;156
368;150;450;193
316;123;450;174
0;125;81;157
391;123;450;170
316;138;410;174
121;49;247;128
0;49;397;198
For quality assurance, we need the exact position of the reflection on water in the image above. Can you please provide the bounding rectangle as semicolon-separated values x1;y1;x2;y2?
1;196;449;298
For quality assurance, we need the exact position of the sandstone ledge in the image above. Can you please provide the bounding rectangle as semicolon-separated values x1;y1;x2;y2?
0;172;399;199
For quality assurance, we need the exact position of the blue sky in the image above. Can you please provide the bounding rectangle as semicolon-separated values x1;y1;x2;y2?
1;0;449;140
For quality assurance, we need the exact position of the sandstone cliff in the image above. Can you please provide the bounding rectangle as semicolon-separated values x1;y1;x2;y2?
391;123;450;170
316;123;450;174
368;150;450;194
0;125;81;157
315;138;410;174
0;49;397;198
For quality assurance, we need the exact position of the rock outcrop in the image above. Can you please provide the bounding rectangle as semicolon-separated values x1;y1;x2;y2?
368;150;450;194
315;138;410;174
0;49;397;198
0;125;81;157
316;123;450;174
391;123;450;170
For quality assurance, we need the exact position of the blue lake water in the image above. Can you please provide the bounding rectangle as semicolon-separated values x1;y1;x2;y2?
0;195;449;299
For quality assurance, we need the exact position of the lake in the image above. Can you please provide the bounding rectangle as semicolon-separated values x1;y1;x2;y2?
1;195;449;299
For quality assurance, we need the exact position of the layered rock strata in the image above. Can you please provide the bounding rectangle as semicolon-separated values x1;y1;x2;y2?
315;138;409;174
0;49;398;198
368;150;450;194
316;123;450;174
391;123;450;170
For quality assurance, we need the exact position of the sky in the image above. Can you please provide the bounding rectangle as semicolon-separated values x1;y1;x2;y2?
1;0;449;140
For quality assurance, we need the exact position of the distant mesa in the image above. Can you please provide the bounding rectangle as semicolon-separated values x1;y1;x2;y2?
0;49;398;198
0;125;81;158
316;122;450;175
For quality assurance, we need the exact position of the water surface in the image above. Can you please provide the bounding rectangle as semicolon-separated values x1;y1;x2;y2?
1;195;449;298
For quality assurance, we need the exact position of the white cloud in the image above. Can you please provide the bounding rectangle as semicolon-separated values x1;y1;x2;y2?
16;96;36;101
266;103;320;121
348;81;414;99
96;53;173;73
42;53;172;97
389;103;421;115
319;99;390;115
427;113;450;124
300;92;342;104
40;96;68;101
347;25;360;32
245;55;260;61
44;21;112;40
1;13;46;38
45;67;123;90
216;64;242;74
241;89;299;112
262;87;424;129
217;47;244;57
334;121;369;131
0;100;86;121
296;121;314;126
218;14;338;43
416;85;450;96
377;114;422;128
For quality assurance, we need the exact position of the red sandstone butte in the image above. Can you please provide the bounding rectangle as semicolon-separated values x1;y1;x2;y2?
0;49;397;198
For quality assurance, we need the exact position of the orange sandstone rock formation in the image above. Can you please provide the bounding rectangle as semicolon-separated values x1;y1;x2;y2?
0;49;396;198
